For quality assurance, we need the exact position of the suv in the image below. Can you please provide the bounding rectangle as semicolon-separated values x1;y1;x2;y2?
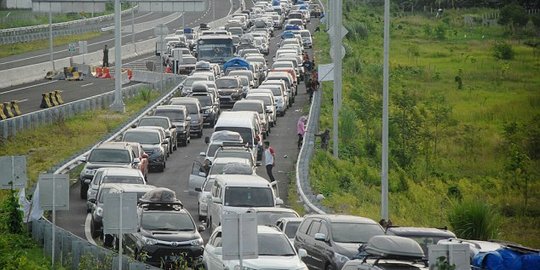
294;215;385;270
121;128;168;172
134;116;178;153
79;142;141;199
215;76;243;107
152;105;191;146
191;93;220;128
169;97;204;138
123;188;205;268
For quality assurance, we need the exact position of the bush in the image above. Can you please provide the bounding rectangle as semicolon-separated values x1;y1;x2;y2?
492;41;515;60
448;199;501;240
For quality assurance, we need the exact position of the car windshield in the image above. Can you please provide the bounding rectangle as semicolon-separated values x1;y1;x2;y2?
194;95;212;107
102;175;144;184
331;223;385;243
233;103;263;113
171;102;198;114
261;87;281;97
88;149;131;163
141;212;195;231
284;221;301;239
258;233;296;256
123;131;161;145
300;31;310;38
224;187;274;207
209;162;253;175
138;118;169;129
216;78;239;88
256;212;298;226
184;77;205;87
154;110;184;122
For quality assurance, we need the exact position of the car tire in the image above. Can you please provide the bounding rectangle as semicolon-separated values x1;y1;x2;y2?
80;184;88;199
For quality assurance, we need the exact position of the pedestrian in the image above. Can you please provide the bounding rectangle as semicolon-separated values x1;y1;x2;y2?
315;128;330;150
297;116;307;149
102;45;109;67
263;141;276;183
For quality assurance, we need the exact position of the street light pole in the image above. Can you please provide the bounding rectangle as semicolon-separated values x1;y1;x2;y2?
49;3;55;71
110;0;125;112
381;0;390;221
331;0;342;158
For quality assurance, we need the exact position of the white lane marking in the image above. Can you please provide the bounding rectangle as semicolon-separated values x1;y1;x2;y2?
18;98;28;103
0;80;57;95
81;83;94;87
85;213;98;246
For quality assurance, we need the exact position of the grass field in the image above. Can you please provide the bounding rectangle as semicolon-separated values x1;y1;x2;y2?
310;5;540;247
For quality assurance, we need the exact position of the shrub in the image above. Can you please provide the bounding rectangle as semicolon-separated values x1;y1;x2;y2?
492;41;515;60
435;24;446;40
448;199;501;240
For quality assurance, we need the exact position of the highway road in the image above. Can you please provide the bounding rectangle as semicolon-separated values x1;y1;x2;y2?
54;13;321;253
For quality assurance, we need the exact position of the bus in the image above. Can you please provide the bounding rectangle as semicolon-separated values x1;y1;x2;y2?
196;35;235;68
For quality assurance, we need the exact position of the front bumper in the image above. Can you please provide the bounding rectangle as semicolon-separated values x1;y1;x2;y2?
147;154;166;168
141;244;204;267
190;123;203;134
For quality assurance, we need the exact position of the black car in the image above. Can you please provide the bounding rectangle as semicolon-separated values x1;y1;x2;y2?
152;105;191;146
134;116;178;153
215;76;243;107
124;188;205;268
294;214;385;270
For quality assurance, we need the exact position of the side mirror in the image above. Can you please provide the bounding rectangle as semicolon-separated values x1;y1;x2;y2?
314;233;327;241
131;124;137;128
298;248;308;258
204;137;210;144
212;197;222;204
79;156;87;163
197;225;206;232
133;158;141;164
187;116;192;121
275;198;284;206
198;171;207;177
200;109;204;113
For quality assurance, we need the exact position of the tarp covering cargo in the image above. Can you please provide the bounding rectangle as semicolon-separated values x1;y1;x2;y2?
472;247;540;270
223;57;250;73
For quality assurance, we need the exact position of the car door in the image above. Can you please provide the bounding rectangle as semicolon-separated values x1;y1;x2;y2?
188;161;207;195
313;221;332;270
305;220;323;269
205;231;224;270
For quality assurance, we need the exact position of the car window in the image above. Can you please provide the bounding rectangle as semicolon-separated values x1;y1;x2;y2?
154;109;185;122
123;131;161;144
141;212;195;231
210;231;223;247
138;118;169;129
224;187;274;207
298;219;311;234
91;171;104;185
284;221;301;239
88;149;131;163
307;221;321;237
233;102;263;113
331;223;385;243
203;179;215;192
256;212;298;226
318;223;329;236
258;233;295;256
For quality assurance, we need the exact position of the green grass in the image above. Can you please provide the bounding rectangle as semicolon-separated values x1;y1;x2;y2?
0;31;102;58
311;5;540;248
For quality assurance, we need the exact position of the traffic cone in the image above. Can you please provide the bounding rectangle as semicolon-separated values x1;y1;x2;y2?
95;67;103;78
102;67;111;78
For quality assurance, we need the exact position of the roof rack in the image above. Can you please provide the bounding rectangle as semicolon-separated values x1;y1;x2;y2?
220;141;248;148
138;187;184;211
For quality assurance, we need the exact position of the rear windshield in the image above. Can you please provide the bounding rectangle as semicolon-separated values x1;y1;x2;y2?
331;223;385;243
224;186;274;207
138;118;169;129
123;131;161;145
215;127;253;145
233;103;263;113
194;95;212;107
284;221;301;239
216;78;240;88
170;102;198;114
154;109;185;122
246;95;271;106
88;149;131;163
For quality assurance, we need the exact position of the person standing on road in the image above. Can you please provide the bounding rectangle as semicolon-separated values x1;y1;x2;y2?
263;141;276;183
102;45;109;67
297;116;307;149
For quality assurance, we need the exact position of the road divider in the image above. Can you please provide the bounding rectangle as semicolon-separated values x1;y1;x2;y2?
2;100;22;118
40;90;64;109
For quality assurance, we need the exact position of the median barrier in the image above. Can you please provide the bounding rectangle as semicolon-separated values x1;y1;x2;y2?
3;102;15;118
10;101;22;116
40;92;54;108
0;104;6;120
49;92;59;106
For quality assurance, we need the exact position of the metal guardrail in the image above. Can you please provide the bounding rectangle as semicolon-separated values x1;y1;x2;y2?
31;219;161;270
0;6;138;45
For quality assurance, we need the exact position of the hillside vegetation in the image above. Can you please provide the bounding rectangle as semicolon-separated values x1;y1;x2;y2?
311;3;540;247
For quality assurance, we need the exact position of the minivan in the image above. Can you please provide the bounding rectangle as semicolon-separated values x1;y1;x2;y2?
206;174;283;231
214;111;263;162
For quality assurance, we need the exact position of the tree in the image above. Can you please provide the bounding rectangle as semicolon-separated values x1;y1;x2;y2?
499;2;529;34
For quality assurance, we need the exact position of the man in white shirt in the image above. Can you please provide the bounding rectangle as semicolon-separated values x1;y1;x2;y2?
263;141;276;183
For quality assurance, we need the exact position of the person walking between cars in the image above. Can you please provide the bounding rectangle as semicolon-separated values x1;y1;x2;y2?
264;141;276;183
297;116;307;149
102;45;109;67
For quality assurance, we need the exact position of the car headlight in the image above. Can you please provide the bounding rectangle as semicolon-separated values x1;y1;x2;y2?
141;235;158;245
333;252;350;266
190;238;204;246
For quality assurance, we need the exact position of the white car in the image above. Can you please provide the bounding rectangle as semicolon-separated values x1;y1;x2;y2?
203;225;309;270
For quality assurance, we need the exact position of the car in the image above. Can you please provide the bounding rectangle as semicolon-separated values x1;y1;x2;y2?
79;142;142;199
276;217;304;244
342;235;428;270
191;94;220;128
152;105;191;146
122;188;205;268
134;116;178;153
200;131;245;165
215;76;243;107
245;92;277;124
180;74;210;96
120;128;168;172
89;183;156;240
385;226;456;258
203;225;309;270
232;99;271;137
293;214;386;270
249;207;300;226
168;97;204;138
86;167;146;212
134;126;171;159
309;4;322;17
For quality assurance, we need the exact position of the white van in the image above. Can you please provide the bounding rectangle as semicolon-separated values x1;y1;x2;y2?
207;174;283;231
214;111;263;162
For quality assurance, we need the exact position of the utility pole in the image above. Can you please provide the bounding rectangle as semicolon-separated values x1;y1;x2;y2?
331;0;343;158
381;0;390;221
49;3;55;71
110;0;125;112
